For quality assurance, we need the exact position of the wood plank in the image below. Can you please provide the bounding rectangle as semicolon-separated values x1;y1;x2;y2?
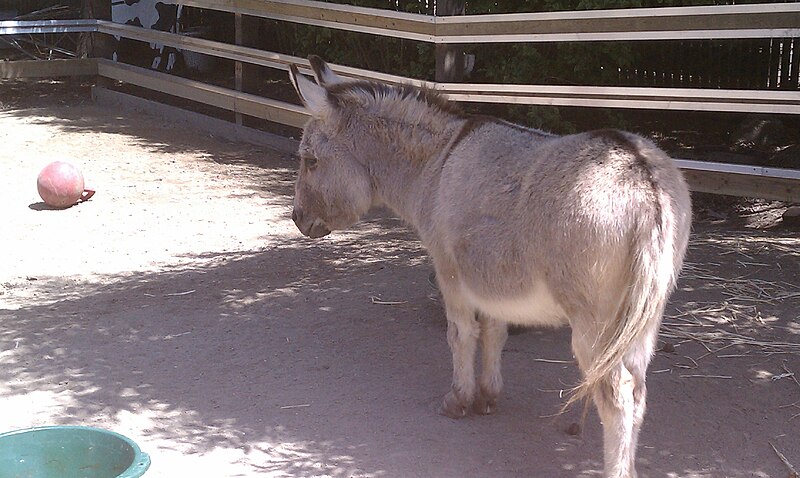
438;87;800;114
178;0;435;41
435;11;800;39
95;60;309;128
435;0;466;83
92;86;300;155
437;82;800;101
682;169;800;202
0;59;98;79
234;12;243;126
441;93;800;114
0;19;97;35
675;158;800;180
435;3;800;42
99;21;292;70
434;28;800;44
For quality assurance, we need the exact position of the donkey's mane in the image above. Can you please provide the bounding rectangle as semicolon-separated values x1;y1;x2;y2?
322;80;556;165
322;80;468;165
326;80;464;119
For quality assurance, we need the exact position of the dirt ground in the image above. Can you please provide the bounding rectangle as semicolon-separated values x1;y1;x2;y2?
1;78;798;478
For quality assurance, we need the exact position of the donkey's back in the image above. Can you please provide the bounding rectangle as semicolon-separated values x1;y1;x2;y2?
430;126;688;309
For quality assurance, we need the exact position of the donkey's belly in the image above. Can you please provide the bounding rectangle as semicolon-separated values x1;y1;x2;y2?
461;281;568;327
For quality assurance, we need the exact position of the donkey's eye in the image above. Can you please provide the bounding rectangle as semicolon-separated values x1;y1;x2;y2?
302;154;318;169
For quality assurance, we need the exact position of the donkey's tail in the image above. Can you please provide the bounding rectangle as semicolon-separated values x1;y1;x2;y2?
565;185;688;410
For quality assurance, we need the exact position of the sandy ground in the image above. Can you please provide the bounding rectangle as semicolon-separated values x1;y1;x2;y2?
0;79;798;478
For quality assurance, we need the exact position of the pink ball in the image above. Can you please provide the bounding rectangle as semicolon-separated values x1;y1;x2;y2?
37;161;93;208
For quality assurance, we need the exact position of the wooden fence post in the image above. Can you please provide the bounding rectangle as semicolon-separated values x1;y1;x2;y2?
234;14;260;126
235;12;243;125
434;0;465;83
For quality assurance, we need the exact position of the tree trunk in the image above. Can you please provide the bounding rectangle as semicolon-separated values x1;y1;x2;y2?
78;0;112;59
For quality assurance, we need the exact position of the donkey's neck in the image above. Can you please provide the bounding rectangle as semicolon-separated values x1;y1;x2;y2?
347;106;466;228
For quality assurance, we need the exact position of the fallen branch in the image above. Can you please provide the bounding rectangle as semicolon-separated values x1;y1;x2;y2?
532;358;573;364
769;442;798;478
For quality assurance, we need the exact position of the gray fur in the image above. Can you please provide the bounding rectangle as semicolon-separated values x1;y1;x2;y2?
289;56;692;478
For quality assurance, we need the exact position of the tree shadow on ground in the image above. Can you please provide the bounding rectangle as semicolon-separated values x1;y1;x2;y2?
2;214;798;477
1;219;441;477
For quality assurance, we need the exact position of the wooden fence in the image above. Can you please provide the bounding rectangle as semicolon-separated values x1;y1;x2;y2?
1;0;799;201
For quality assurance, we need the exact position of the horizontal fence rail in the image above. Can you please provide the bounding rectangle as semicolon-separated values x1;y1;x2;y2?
0;19;97;35
95;59;309;127
675;159;800;201
0;58;97;78
434;3;800;43
437;83;800;114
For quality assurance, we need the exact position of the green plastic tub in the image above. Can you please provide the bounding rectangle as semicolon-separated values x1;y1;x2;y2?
0;426;150;478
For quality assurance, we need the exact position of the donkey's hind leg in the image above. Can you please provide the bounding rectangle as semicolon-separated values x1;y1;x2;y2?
592;364;642;478
440;296;480;418
474;315;508;415
572;324;654;478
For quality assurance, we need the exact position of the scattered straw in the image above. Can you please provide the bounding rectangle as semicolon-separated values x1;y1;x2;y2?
532;358;573;364
681;259;800;309
664;326;800;354
370;296;407;305
679;374;733;379
660;237;799;395
280;403;311;410
662;326;800;358
663;256;800;360
782;363;800;390
777;365;800;421
165;289;196;297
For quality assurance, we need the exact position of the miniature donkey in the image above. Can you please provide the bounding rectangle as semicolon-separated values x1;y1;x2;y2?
289;56;691;478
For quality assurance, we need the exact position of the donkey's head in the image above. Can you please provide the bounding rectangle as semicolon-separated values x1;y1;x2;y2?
289;56;373;239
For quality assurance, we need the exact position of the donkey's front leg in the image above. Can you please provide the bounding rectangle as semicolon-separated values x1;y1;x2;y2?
474;315;508;415
441;298;480;418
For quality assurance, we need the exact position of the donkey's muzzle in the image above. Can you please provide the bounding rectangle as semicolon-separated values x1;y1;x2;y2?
292;209;331;239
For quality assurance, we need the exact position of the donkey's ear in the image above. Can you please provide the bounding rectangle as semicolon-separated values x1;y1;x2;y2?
308;55;344;87
289;64;330;117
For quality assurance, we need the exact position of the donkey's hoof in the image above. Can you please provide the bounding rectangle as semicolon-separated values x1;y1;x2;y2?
472;395;497;415
439;391;469;419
